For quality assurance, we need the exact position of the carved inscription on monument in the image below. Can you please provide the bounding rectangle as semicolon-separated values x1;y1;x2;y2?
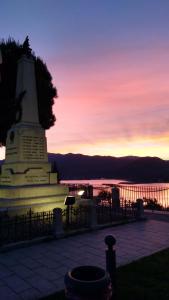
25;175;48;184
22;135;46;160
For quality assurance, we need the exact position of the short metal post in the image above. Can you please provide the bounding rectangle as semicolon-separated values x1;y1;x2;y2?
124;200;127;218
105;235;116;298
28;208;32;240
88;185;93;199
111;187;120;209
66;205;70;227
53;208;64;238
88;200;98;229
136;198;144;219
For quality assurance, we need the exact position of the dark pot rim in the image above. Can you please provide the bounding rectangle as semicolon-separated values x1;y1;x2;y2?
65;265;110;289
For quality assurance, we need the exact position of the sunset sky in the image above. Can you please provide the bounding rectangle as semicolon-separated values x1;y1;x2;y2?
1;0;169;159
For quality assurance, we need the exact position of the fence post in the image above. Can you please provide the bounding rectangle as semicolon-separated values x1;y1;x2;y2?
53;208;64;238
82;185;93;199
111;187;120;209
105;235;116;298
88;201;98;230
28;208;32;240
136;198;144;219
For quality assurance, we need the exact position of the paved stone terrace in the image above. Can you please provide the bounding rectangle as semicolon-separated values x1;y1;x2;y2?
0;219;169;299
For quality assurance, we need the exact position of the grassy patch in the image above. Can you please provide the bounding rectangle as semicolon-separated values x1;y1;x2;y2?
42;248;169;300
117;248;169;300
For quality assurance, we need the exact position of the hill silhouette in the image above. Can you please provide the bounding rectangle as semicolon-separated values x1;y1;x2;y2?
48;153;169;182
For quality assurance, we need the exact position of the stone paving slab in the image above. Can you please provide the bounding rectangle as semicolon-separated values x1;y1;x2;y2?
0;219;169;299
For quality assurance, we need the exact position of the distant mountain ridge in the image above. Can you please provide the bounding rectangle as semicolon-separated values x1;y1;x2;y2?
48;153;169;182
0;153;169;182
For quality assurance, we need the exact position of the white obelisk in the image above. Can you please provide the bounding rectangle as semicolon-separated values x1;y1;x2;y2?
15;55;39;125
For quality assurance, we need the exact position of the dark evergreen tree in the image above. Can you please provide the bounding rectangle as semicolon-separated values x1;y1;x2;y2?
0;37;57;146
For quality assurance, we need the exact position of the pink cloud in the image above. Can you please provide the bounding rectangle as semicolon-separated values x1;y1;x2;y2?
45;45;169;158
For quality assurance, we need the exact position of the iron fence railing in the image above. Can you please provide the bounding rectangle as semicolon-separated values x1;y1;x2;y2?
0;209;53;245
0;200;140;246
97;200;137;224
116;185;169;210
62;206;89;230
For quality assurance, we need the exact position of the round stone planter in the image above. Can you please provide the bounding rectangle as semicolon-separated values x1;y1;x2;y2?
64;265;112;300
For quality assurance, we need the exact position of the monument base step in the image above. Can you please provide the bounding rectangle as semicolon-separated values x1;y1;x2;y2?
0;184;69;215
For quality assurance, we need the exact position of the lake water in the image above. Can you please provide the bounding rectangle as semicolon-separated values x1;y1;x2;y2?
61;179;123;186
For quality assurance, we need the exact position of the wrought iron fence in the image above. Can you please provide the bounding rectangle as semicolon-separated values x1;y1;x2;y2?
97;200;137;225
0;209;53;246
62;206;89;230
0;200;140;246
116;185;169;211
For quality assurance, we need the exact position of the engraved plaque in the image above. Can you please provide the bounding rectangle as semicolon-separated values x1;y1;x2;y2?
22;135;46;160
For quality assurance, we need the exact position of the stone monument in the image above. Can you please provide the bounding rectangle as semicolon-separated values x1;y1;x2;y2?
0;40;68;214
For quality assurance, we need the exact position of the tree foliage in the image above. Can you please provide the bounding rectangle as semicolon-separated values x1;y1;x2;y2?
0;37;57;146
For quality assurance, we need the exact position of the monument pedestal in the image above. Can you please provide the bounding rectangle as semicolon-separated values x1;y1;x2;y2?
0;123;68;214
